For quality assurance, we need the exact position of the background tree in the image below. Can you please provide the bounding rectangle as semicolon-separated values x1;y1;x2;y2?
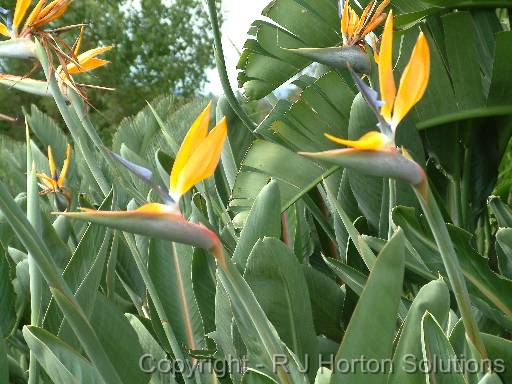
0;0;220;141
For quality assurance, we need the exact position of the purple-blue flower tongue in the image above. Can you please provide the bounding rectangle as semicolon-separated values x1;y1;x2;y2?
107;149;174;205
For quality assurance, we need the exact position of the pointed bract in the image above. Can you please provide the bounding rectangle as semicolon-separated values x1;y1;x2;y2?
58;203;221;254
325;131;392;150
57;144;71;186
13;0;32;30
300;148;425;186
392;32;430;128
66;46;113;74
174;117;227;199
0;23;8;37
379;11;396;123
169;102;212;193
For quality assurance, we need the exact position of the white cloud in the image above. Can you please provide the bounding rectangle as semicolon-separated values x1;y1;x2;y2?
204;0;269;95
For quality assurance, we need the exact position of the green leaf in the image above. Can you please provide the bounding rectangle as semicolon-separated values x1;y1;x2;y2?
478;373;503;384
89;294;149;384
393;205;512;319
192;248;216;334
270;71;355;153
148;240;205;351
230;140;333;217
216;258;308;382
0;247;15;337
303;265;344;341
0;324;8;384
244;237;319;379
420;313;466;384
482;333;512;383
214;180;282;378
233;180;281;268
487;31;512;106
324;182;376;270
331;230;405;383
48;288;124;384
242;369;278;384
489;196;512;227
388;279;450;384
496;228;512;279
314;368;332;384
57;228;113;348
25;105;70;167
237;0;340;100
126;314;176;384
419;0;512;7
22;326;104;384
442;11;486;109
324;257;367;296
44;192;113;336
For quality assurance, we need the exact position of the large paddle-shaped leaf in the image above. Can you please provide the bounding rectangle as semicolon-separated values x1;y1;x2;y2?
244;237;319;380
420;313;467;384
331;229;405;383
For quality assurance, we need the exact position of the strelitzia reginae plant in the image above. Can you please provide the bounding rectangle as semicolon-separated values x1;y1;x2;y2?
0;0;70;58
0;2;112;98
60;102;228;261
55;102;309;383
286;0;389;74
301;11;429;191
36;143;72;210
301;11;489;362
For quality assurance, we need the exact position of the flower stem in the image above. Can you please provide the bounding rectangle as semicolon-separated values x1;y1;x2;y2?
206;0;257;133
26;138;42;384
212;245;307;383
413;183;488;360
388;178;396;239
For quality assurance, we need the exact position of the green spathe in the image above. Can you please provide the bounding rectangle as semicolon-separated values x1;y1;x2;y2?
59;208;219;254
301;148;425;186
286;45;370;74
0;38;35;59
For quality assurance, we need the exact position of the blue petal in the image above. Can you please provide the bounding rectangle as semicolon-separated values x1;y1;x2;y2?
108;149;175;205
348;66;392;136
0;8;12;31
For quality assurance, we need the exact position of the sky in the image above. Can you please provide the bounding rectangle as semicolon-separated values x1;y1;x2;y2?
204;0;269;95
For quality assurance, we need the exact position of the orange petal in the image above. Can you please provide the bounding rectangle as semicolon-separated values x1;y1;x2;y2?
378;11;396;123
0;23;9;37
57;144;71;186
362;13;386;37
23;0;45;29
47;145;57;179
75;45;113;62
369;0;390;24
72;25;84;57
40;0;67;24
36;173;56;189
169;102;212;193
325;131;392;150
392;32;430;128
371;36;380;64
67;58;110;74
174;117;227;199
347;9;359;37
79;203;181;218
341;0;349;39
13;0;32;30
355;0;375;36
30;0;68;28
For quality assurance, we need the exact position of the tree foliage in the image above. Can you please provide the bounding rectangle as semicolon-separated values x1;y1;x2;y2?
0;0;219;140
